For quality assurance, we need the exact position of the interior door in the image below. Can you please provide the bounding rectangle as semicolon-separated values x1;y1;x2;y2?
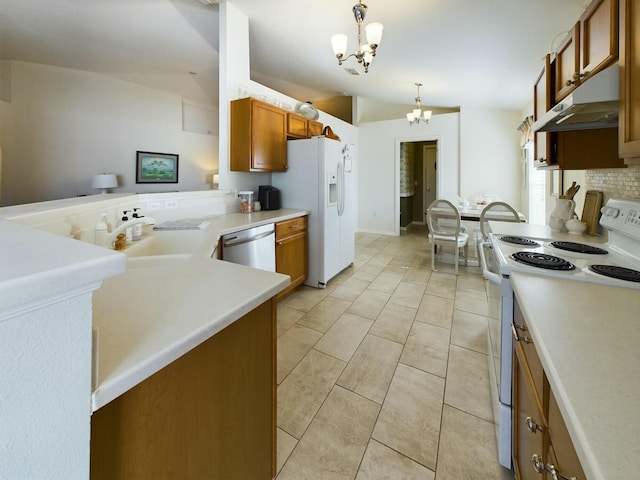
423;144;437;220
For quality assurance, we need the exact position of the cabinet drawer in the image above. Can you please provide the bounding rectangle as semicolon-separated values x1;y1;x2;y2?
513;300;545;399
276;216;307;240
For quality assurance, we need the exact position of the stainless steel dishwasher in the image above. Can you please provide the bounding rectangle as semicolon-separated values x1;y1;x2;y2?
221;223;276;272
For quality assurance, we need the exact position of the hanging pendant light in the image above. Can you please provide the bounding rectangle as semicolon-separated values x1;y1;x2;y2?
406;83;432;125
331;3;383;74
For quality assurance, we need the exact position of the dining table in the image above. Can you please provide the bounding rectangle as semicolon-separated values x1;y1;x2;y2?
457;204;527;222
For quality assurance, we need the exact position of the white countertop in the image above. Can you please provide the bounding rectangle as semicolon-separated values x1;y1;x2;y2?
0;220;125;314
487;221;607;244
510;272;639;480
91;208;306;411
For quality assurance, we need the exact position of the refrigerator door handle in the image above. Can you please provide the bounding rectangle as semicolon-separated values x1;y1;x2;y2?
337;160;345;216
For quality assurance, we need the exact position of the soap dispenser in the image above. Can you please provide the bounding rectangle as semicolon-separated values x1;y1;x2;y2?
121;210;132;243
131;208;143;241
95;213;110;248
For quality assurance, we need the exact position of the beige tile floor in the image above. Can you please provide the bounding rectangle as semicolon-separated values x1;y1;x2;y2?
275;225;515;480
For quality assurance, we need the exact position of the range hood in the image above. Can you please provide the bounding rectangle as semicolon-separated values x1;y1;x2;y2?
532;64;619;133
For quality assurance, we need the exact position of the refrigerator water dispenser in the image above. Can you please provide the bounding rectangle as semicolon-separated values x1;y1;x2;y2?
328;172;338;206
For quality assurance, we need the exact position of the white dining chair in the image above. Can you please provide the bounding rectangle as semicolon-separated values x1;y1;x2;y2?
426;199;469;275
479;201;521;241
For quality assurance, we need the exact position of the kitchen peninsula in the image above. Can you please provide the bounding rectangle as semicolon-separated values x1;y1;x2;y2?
0;190;307;479
510;272;639;480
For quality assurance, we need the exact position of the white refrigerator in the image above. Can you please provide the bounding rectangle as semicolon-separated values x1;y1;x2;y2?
272;136;355;288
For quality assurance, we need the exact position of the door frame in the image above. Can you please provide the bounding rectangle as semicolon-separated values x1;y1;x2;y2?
394;136;441;236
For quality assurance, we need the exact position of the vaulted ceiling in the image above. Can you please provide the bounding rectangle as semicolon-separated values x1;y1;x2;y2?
0;0;589;121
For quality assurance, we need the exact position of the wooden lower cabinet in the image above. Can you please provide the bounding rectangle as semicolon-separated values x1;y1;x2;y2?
513;298;585;480
275;216;308;301
90;299;276;480
513;341;547;480
547;391;587;480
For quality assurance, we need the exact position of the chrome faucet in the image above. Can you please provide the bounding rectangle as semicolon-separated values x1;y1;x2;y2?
105;217;156;248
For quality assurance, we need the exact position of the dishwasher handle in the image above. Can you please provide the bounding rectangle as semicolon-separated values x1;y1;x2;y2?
223;229;275;248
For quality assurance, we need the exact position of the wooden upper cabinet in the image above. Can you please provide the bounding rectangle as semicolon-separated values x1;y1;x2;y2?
286;112;308;139
230;98;287;172
555;24;580;101
555;0;618;102
308;119;323;137
286;113;324;139
533;55;552;166
580;0;618;78
619;0;640;161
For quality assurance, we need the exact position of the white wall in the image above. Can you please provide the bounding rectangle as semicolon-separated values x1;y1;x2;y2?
218;3;358;197
1;294;93;479
459;107;523;208
1;61;218;206
358;113;460;235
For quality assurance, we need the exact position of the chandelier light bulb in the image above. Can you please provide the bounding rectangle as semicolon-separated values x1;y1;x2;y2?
331;34;348;58
365;22;383;47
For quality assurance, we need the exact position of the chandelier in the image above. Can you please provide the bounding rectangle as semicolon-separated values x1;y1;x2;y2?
406;83;432;125
330;3;383;74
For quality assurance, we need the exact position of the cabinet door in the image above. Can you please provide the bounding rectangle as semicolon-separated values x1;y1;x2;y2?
533;56;552;166
547;392;587;480
619;0;640;159
287;112;308;139
252;101;287;171
580;0;618;80
275;231;308;300
513;344;546;480
308;120;324;137
555;24;580;101
556;128;624;169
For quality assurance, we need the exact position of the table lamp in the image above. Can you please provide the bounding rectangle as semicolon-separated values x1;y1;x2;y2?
92;174;118;194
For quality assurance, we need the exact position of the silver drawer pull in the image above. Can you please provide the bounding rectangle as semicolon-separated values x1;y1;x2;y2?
531;454;545;474
526;416;543;434
531;454;577;480
511;321;531;343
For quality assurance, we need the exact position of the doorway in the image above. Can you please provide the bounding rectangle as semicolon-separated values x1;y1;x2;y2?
398;140;438;230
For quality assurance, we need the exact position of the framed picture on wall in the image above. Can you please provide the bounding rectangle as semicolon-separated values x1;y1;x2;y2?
136;151;179;184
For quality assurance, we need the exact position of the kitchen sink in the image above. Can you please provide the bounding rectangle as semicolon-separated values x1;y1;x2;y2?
124;230;209;258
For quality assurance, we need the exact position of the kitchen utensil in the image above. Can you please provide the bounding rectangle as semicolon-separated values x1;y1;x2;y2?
566;183;580;199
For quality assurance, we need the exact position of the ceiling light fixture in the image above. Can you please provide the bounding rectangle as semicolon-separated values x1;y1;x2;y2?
406;83;432;125
331;3;383;74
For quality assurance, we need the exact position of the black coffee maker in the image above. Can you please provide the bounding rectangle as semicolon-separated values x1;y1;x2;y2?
258;185;281;210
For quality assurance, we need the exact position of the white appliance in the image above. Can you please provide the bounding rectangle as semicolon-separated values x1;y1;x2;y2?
478;198;640;469
272;136;355;288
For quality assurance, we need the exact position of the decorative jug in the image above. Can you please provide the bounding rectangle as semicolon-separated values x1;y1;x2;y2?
549;198;576;231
